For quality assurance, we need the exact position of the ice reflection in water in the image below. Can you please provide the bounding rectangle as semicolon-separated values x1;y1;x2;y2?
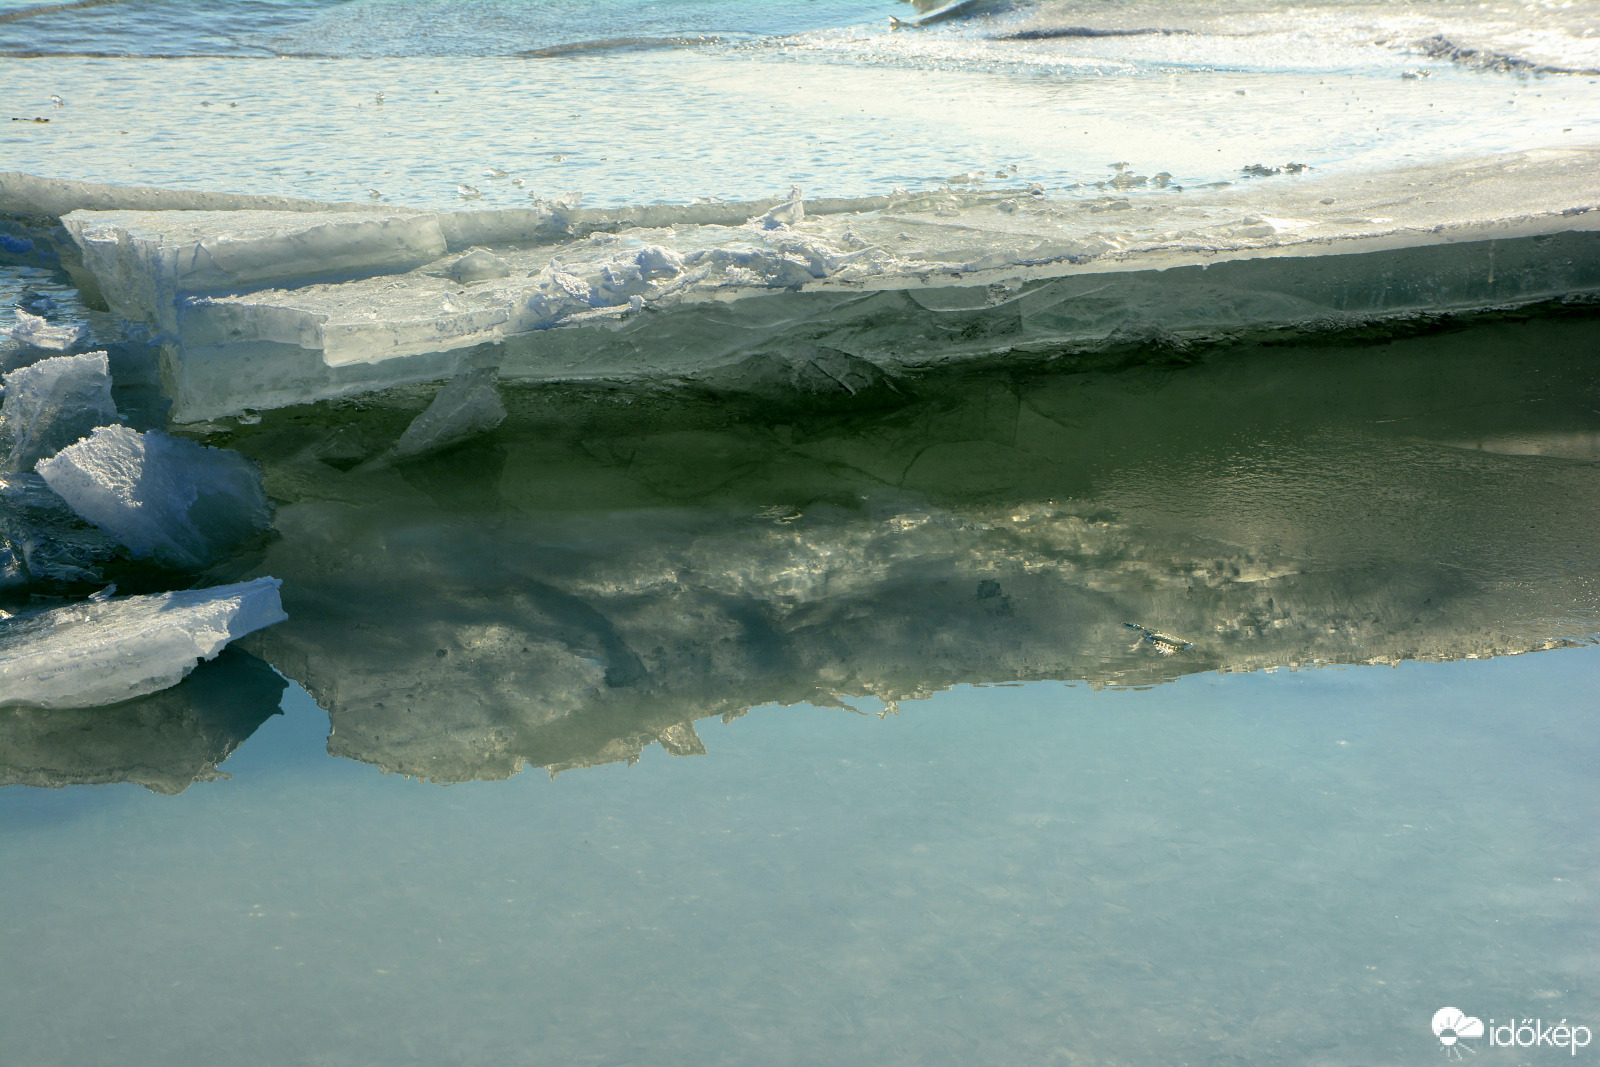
196;311;1600;780
2;313;1598;1067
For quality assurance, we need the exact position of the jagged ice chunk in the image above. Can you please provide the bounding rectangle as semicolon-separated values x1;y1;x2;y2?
9;310;91;352
0;577;287;709
390;368;507;460
37;426;272;570
0;351;120;474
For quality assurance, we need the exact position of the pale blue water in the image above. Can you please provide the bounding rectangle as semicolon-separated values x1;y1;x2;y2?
4;647;1597;1066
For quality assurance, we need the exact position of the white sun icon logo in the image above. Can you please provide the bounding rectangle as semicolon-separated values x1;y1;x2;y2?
1433;1007;1484;1059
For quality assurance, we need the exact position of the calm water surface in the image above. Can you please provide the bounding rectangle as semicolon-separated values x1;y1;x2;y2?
3;649;1598;1066
4;312;1599;1065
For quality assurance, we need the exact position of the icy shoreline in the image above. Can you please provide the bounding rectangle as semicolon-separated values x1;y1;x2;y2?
6;146;1598;421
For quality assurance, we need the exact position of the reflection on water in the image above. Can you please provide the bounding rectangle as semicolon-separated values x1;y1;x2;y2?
0;648;284;793
181;310;1600;781
3;312;1598;1067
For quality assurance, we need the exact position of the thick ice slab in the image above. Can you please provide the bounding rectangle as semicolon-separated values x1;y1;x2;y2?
0;577;287;710
0;350;119;473
57;148;1600;421
37;426;272;570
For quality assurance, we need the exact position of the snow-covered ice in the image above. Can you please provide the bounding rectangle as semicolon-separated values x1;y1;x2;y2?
0;351;120;474
37;426;272;571
0;577;286;710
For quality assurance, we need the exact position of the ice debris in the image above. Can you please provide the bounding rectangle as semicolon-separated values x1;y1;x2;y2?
390;367;507;460
37;426;272;571
10;309;90;351
752;187;805;230
0;351;120;474
0;577;287;709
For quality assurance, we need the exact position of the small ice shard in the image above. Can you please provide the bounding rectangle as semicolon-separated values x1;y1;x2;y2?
456;184;482;200
0;352;120;474
37;426;273;571
0;577;287;709
10;310;90;352
1122;621;1193;656
484;168;508;178
390;368;507;460
448;248;510;282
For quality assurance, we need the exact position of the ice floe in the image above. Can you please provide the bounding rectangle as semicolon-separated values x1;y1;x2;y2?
0;577;287;710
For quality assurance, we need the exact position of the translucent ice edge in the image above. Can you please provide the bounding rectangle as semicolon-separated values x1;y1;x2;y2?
23;147;1600;420
0;576;287;710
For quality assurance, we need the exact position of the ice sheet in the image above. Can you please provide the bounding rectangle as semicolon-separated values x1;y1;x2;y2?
48;147;1600;420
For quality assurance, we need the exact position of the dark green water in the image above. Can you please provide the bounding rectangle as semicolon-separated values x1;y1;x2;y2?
4;310;1599;1065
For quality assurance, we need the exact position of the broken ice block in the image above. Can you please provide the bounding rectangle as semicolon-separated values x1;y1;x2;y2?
0;577;287;709
9;310;91;352
390;367;507;460
37;426;272;571
0;351;120;474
